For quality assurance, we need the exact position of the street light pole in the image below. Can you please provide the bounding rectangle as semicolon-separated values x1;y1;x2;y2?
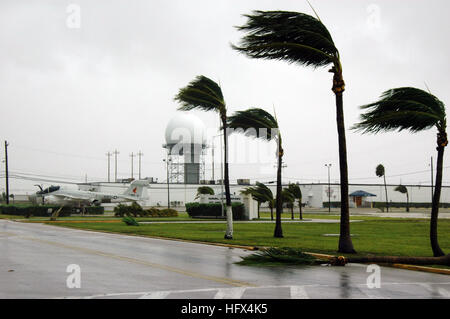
325;164;332;213
4;141;9;205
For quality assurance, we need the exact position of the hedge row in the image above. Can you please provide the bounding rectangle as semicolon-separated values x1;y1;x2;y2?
0;205;105;217
185;202;246;220
113;202;178;218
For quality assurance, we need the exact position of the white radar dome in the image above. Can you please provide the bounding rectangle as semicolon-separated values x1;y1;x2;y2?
165;113;207;146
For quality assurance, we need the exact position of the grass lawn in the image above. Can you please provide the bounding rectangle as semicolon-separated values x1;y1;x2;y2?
48;217;450;258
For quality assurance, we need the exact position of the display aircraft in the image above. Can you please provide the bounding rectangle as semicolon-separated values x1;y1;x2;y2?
28;180;149;207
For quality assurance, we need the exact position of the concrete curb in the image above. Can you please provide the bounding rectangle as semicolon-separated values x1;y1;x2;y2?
303;252;450;275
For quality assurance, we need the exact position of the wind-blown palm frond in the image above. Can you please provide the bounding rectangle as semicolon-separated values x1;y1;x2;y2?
241;182;274;203
195;186;215;199
375;164;385;177
287;184;302;199
353;87;446;134
174;75;225;113
227;108;279;140
232;11;339;68
395;185;408;194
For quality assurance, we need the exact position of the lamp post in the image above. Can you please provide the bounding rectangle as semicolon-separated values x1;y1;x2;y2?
163;157;172;209
325;164;332;213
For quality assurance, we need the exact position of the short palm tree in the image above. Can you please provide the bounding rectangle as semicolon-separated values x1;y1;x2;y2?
287;183;303;220
353;87;447;257
233;10;355;253
281;188;295;220
228;108;284;237
395;185;409;212
241;182;274;219
175;75;234;239
376;164;389;212
195;186;215;200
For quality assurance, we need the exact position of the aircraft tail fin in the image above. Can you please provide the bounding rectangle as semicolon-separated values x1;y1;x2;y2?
123;180;149;199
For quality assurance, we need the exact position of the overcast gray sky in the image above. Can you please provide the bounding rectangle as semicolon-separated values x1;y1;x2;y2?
1;0;449;193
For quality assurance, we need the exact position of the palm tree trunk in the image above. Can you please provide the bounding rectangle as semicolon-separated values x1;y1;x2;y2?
406;192;409;212
274;137;283;238
430;136;446;256
298;199;303;220
291;204;294;220
331;254;450;266
383;175;389;212
332;68;356;254
222;116;233;240
257;202;260;219
270;206;274;221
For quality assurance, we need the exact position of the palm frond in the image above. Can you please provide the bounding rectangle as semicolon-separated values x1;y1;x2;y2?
375;164;385;177
232;10;338;68
353;87;446;134
227;108;279;141
174;75;225;113
287;183;302;199
395;185;407;194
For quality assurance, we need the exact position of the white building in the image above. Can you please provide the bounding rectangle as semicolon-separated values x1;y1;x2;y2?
77;181;450;209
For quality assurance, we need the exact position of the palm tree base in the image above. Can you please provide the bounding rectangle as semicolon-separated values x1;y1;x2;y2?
224;234;233;240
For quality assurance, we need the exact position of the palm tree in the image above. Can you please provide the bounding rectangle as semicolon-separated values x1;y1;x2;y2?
241;182;274;219
376;164;389;212
353;87;447;257
233;10;356;253
288;183;303;220
281;188;295;220
195;186;215;200
228;108;284;237
175;75;234;239
395;185;409;212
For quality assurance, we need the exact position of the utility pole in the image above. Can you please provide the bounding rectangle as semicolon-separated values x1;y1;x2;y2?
211;141;215;181
163;156;172;209
431;156;434;200
113;150;119;182
325;164;332;213
130;152;136;180
106;152;112;182
137;151;144;180
4;141;9;205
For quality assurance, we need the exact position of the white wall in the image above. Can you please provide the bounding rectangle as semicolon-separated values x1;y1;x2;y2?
81;182;450;209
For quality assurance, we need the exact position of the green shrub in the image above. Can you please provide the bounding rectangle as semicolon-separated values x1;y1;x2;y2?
122;216;139;226
84;206;105;215
0;205;72;217
185;202;246;220
145;207;178;217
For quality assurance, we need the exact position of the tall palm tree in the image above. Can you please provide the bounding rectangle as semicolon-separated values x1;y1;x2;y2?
353;87;447;257
175;75;234;239
376;164;389;212
195;186;215;200
233;10;355;252
288;183;303;220
228;108;284;237
395;185;409;212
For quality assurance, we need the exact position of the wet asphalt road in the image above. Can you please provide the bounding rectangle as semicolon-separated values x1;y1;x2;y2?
0;220;449;299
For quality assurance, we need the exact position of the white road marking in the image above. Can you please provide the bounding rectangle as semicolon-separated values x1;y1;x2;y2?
214;287;246;299
290;286;309;299
59;281;450;299
139;291;171;299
